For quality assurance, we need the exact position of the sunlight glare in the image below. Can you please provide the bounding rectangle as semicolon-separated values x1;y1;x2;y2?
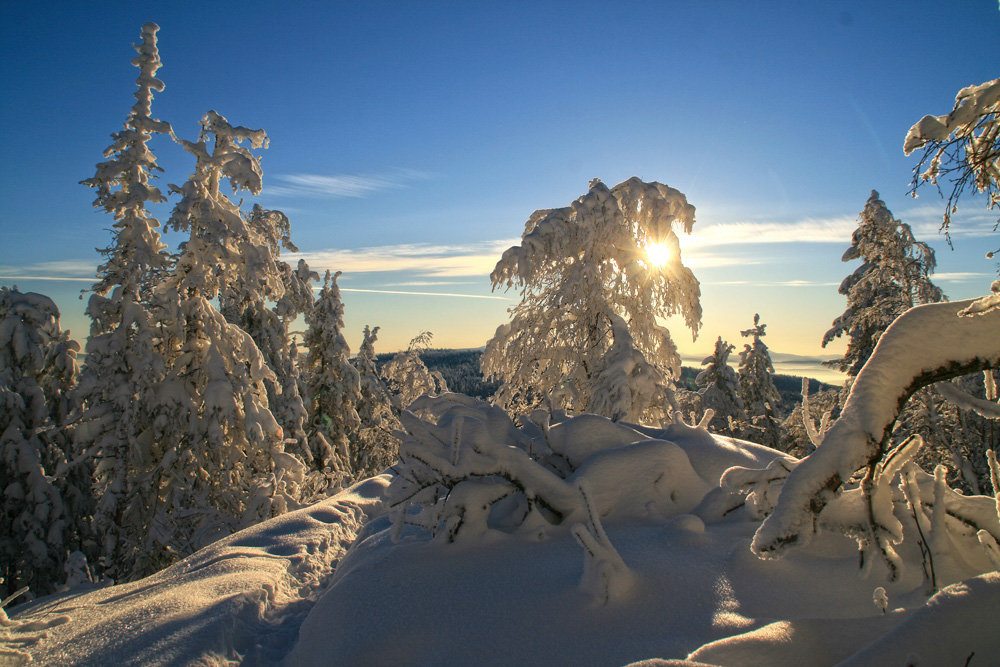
645;241;672;268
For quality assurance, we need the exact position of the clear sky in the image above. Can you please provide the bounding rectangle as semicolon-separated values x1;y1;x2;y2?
1;1;998;384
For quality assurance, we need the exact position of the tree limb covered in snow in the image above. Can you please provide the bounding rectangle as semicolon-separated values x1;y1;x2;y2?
752;298;1000;559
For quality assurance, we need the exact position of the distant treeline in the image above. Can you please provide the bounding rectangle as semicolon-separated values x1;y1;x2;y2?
378;348;833;407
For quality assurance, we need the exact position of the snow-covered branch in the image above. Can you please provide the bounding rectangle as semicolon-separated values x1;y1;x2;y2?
752;298;1000;560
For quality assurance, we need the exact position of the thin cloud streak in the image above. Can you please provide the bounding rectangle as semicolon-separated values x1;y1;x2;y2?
934;272;995;282
682;216;858;248
0;275;93;283
0;259;97;284
705;279;840;287
293;240;518;278
338;287;511;301
269;169;429;199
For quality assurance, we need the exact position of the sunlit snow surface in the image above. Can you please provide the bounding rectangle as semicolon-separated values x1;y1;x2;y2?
5;427;998;666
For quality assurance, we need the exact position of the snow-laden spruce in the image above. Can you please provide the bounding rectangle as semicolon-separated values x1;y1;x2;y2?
381;330;448;414
822;191;943;378
220;208;318;483
751;298;1000;583
695;336;746;437
352;325;401;478
75;22;175;581
482;177;701;424
141;111;307;573
737;314;783;449
0;288;80;602
302;270;358;489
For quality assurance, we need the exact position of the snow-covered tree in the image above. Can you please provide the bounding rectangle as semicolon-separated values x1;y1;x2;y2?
75;21;174;580
822;191;944;378
906;76;1000;314
302;270;358;486
139;111;303;574
696;336;746;436
0;288;81;602
905;77;999;245
482;177;701;422
738;314;783;449
382;331;448;414
352;325;401;477
220;208;317;470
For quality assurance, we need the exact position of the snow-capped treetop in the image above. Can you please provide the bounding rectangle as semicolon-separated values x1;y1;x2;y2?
823;191;943;377
303;270;361;474
696;336;745;432
738;314;782;447
904;77;1000;239
483;177;701;420
0;288;78;383
383;331;447;412
81;22;173;297
491;177;700;333
167;112;280;300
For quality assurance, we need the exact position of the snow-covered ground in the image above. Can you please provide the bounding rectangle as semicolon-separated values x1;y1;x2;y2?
5;410;997;666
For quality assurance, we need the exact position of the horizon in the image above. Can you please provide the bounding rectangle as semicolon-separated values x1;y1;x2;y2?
2;1;999;387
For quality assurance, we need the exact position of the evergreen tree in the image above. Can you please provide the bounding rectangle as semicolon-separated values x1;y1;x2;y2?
0;288;80;602
76;22;174;580
352;325;401;477
383;331;448;414
302;270;359;487
140;111;302;574
220;209;318;471
482;177;701;423
738;314;783;448
696;336;746;436
822;190;944;378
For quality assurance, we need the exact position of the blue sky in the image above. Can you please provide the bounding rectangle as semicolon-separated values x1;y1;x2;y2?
1;1;998;383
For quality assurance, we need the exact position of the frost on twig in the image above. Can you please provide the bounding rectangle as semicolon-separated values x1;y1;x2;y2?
571;480;635;606
752;299;1000;560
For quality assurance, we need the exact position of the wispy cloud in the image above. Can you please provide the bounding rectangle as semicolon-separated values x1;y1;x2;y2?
293;240;518;278
704;279;839;287
339;287;511;301
889;202;998;238
682;216;859;248
269;169;429;199
384;280;477;287
0;259;96;283
933;272;996;282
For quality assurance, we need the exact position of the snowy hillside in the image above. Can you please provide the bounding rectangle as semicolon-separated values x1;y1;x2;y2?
6;400;998;665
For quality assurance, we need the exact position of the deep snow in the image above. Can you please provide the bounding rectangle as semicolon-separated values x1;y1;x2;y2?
5;415;998;666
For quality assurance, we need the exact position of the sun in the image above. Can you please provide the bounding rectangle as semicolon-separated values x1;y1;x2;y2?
645;241;672;268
